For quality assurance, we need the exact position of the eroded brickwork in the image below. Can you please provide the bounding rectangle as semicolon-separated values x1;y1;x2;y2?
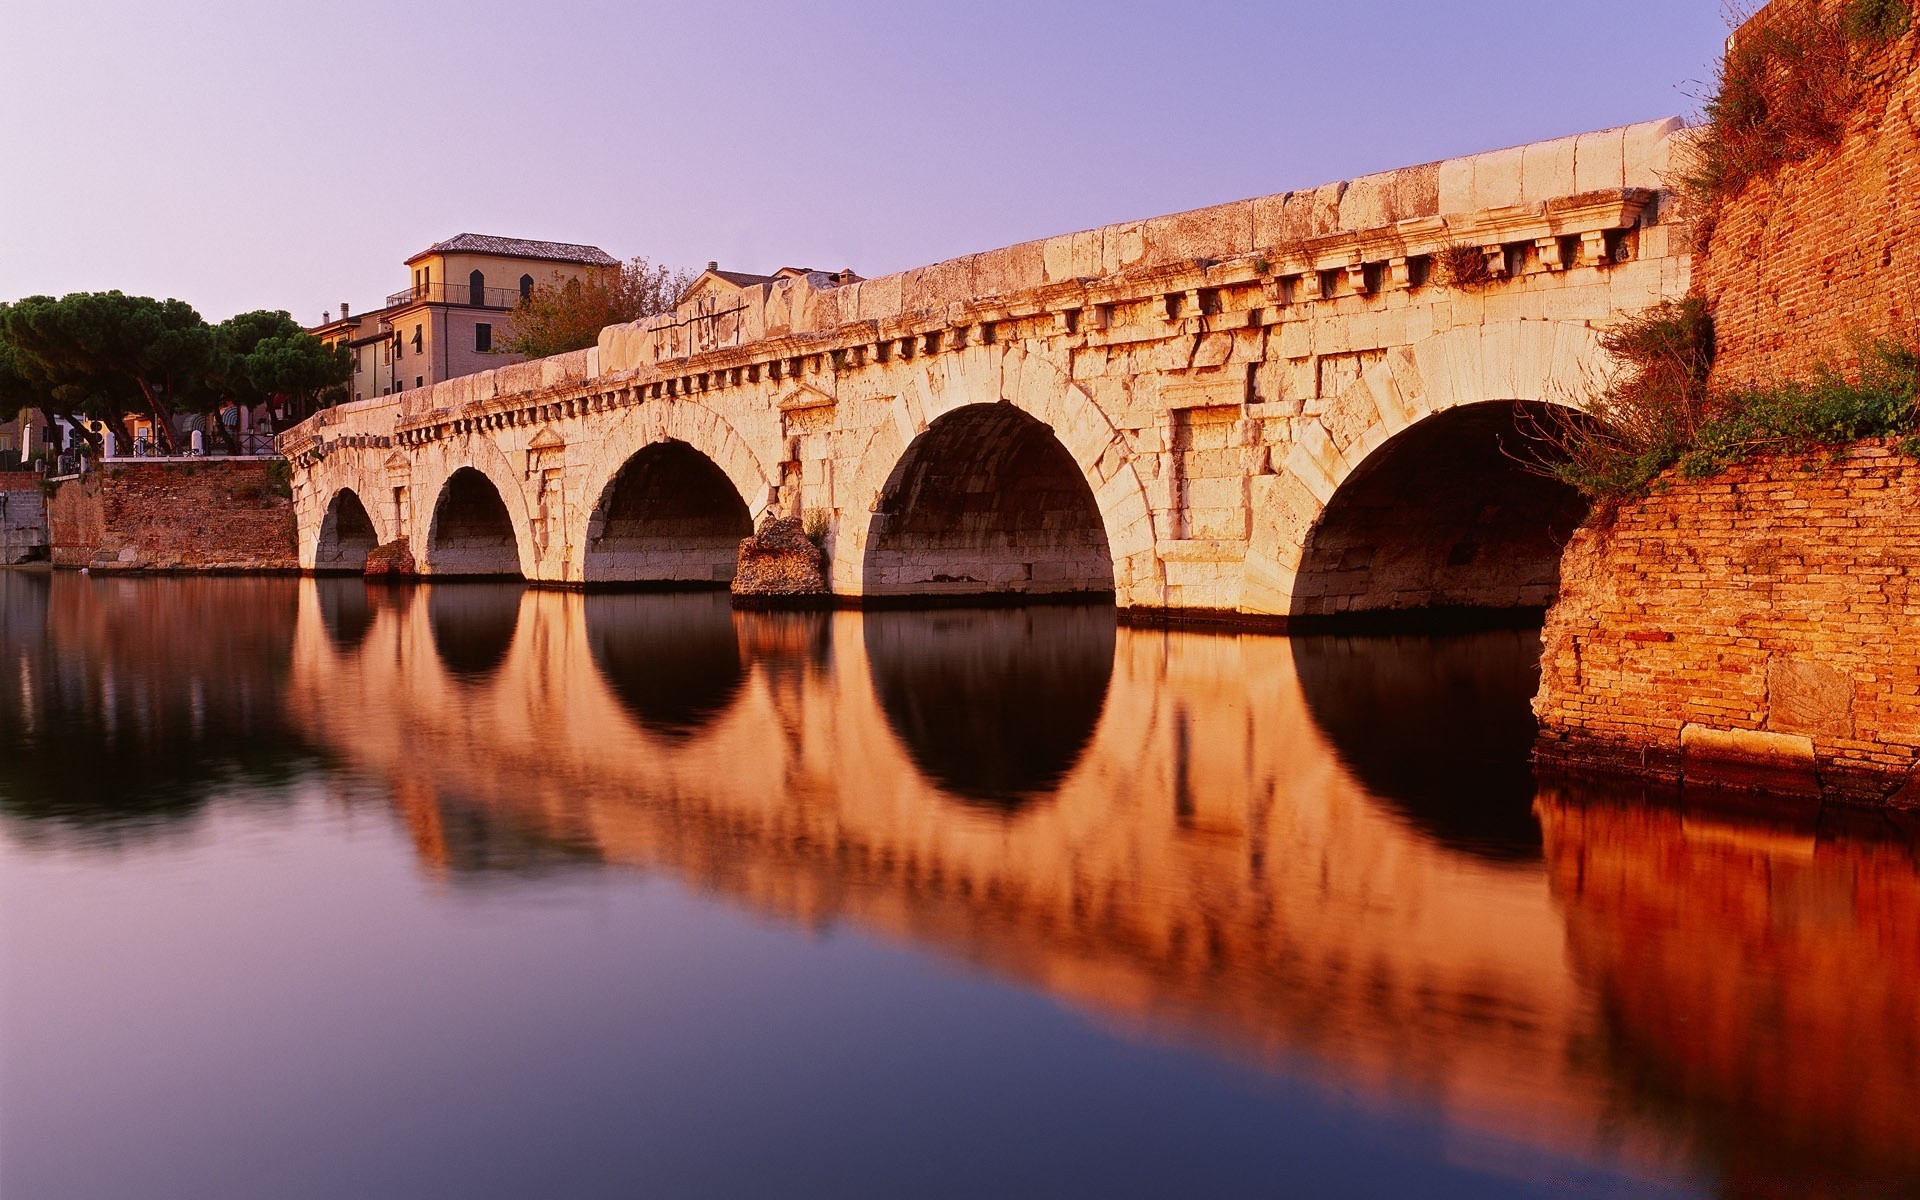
1701;10;1920;386
1535;443;1920;804
48;461;297;572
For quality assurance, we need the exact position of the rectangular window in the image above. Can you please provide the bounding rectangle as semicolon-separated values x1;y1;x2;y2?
475;323;492;352
411;325;423;352
415;376;423;389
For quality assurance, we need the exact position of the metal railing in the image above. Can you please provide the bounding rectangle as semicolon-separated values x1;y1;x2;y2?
384;281;528;310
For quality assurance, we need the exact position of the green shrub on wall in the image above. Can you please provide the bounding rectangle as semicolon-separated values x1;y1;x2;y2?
1526;303;1920;501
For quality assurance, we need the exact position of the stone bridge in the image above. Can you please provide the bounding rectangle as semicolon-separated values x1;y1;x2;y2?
282;118;1690;620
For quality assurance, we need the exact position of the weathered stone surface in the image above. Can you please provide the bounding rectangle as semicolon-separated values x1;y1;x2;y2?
1768;657;1855;738
1680;724;1822;798
363;538;417;577
732;515;826;599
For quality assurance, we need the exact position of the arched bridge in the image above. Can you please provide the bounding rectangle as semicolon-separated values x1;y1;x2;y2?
283;118;1689;622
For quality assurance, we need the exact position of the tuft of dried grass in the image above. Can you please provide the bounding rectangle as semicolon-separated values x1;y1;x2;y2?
1434;244;1494;291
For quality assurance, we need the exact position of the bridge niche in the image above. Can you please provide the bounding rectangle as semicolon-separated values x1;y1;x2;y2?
584;441;753;587
863;606;1116;811
1290;401;1588;629
863;404;1114;602
314;489;378;573
425;468;523;578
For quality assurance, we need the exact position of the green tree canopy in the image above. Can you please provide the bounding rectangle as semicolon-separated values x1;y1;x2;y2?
213;309;349;434
0;291;217;453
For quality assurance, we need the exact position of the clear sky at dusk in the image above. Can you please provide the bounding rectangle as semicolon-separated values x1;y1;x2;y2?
0;0;1731;323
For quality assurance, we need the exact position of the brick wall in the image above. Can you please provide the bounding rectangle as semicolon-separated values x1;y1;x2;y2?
48;460;298;572
1701;8;1920;386
1535;443;1920;805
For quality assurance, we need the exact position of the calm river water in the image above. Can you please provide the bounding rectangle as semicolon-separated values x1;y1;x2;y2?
2;574;1916;1198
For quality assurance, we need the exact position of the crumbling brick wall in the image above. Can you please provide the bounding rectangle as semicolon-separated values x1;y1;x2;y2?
1700;9;1920;386
48;460;297;572
1535;442;1920;805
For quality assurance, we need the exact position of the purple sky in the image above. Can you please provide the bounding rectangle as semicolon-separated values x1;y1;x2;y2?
0;0;1730;324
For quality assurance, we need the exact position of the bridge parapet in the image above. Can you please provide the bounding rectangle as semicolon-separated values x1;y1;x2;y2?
286;118;1692;617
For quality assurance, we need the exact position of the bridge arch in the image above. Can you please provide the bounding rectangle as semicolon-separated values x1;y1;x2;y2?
425;466;527;578
313;487;381;573
572;401;776;584
584;441;754;585
1242;320;1604;622
409;437;538;578
833;345;1158;603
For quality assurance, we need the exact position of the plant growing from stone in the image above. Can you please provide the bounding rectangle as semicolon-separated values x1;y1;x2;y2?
1680;0;1911;237
1434;244;1493;291
1522;298;1920;502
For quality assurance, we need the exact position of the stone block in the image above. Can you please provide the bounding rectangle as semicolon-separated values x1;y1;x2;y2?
1253;183;1346;247
1681;724;1822;797
1521;135;1578;203
1768;658;1855;737
1572;127;1626;193
1471;145;1527;210
1624;117;1685;190
972;240;1047;298
1437;154;1476;215
1141;201;1254;265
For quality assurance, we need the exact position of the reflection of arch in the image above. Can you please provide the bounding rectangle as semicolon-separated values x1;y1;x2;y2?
584;440;753;585
314;577;375;655
862;404;1114;600
426;467;524;578
1244;320;1607;619
314;488;379;573
1289;401;1587;628
1294;629;1545;862
863;606;1116;809
830;346;1158;604
427;583;524;683
584;591;744;739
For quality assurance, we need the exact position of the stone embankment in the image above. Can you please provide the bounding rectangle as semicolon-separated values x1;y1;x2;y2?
1534;2;1920;807
0;471;49;563
47;460;297;572
1535;443;1920;806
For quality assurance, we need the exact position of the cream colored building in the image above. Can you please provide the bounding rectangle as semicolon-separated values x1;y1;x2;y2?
311;234;618;402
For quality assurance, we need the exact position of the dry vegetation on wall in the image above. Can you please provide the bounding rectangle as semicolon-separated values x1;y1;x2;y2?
1433;244;1494;291
1525;302;1920;502
1680;0;1912;231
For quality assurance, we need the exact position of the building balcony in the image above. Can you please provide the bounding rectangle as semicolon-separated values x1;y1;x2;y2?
384;282;528;310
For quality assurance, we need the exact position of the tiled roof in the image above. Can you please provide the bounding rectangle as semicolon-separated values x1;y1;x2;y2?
708;268;778;288
407;234;619;267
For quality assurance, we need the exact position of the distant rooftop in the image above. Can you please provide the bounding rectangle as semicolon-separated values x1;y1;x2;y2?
407;234;619;267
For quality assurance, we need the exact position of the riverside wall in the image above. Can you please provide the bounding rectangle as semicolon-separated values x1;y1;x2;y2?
47;460;298;572
1535;444;1920;806
1533;4;1920;807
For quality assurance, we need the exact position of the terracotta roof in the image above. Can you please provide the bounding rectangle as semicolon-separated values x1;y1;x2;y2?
406;234;618;267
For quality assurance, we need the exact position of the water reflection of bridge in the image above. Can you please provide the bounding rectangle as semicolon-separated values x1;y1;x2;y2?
280;579;1920;1187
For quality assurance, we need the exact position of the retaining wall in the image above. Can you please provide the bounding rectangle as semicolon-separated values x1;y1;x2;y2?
1534;443;1920;806
48;460;298;572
